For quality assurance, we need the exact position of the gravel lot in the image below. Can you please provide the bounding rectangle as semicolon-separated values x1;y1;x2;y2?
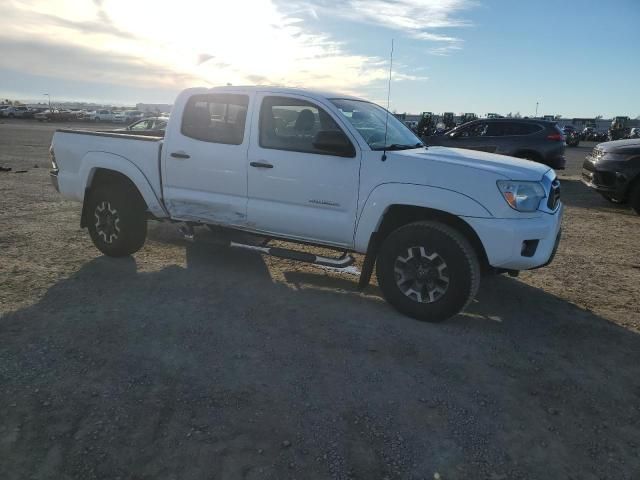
1;119;639;479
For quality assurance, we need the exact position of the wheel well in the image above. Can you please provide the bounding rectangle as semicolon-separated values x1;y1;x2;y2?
81;168;147;228
376;204;490;270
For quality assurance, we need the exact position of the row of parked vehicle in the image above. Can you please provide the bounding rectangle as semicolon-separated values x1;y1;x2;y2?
0;105;168;125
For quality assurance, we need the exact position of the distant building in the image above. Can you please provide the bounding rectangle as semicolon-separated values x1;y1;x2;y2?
136;103;172;114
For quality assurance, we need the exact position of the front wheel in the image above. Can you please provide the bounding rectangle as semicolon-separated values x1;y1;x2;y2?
86;185;147;257
376;221;481;322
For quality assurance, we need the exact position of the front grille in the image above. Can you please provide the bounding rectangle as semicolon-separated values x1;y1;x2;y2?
591;148;604;161
547;179;561;210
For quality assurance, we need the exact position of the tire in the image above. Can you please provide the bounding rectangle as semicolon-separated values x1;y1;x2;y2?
375;221;481;322
86;184;147;257
630;181;640;216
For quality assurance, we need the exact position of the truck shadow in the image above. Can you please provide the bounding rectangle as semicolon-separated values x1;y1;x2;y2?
1;238;639;479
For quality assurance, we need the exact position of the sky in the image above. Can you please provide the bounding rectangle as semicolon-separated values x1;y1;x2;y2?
0;0;639;117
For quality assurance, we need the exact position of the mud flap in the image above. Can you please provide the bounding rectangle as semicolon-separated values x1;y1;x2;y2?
80;188;91;228
358;232;381;290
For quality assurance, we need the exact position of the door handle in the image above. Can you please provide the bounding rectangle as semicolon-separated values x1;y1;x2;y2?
250;161;273;169
170;151;190;159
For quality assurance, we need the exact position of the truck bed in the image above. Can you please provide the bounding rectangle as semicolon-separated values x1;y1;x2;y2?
52;129;165;214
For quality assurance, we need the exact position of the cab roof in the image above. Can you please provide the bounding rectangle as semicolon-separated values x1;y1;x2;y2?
185;85;367;103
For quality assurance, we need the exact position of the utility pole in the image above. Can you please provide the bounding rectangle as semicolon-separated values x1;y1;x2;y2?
535;101;539;118
43;93;51;109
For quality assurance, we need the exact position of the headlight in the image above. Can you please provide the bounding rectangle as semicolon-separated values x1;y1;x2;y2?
497;180;545;212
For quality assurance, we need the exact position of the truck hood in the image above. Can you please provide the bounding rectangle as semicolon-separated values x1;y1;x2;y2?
392;146;551;181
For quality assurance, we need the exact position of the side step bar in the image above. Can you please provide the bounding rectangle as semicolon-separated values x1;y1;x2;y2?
229;241;355;269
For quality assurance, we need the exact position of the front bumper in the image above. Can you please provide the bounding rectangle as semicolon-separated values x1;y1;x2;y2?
581;157;630;199
50;169;60;192
464;204;564;270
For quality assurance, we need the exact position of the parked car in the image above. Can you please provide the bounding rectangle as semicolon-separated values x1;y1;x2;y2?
91;109;114;122
581;126;595;140
124;110;145;123
628;127;640;139
112;111;127;123
34;109;73;122
582;139;640;214
114;116;168;136
1;106;34;118
425;118;566;169
562;125;580;147
72;110;92;121
49;86;562;323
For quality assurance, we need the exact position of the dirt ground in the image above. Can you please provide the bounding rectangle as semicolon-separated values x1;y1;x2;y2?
1;119;639;479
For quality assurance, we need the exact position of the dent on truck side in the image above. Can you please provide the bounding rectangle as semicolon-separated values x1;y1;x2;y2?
353;183;493;252
79;151;169;218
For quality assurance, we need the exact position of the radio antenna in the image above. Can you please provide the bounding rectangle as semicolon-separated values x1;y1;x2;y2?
381;38;394;162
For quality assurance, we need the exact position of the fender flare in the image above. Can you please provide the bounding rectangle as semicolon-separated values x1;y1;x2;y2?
354;183;492;252
78;151;168;218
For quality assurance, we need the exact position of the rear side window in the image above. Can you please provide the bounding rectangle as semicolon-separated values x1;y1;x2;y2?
486;122;542;136
182;94;249;145
259;96;347;155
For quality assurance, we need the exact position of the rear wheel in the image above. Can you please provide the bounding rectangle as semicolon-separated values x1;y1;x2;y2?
86;185;147;256
376;221;480;322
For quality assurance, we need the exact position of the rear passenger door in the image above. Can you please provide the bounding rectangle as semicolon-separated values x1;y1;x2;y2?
246;94;361;247
162;93;251;226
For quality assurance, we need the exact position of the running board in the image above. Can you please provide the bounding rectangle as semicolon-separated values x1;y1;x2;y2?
229;241;355;269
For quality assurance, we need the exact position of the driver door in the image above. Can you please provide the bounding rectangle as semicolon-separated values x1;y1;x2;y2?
246;94;361;247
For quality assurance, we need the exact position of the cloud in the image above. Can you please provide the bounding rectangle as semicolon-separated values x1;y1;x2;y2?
0;0;465;102
279;0;475;54
0;37;198;88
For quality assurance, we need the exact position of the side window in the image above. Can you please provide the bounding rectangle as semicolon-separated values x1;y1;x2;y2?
458;123;487;137
181;94;249;145
130;119;153;131
154;119;167;130
485;123;507;136
259;96;352;156
499;122;543;136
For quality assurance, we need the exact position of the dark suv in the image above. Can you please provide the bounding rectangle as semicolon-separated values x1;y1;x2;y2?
582;139;640;214
426;119;566;169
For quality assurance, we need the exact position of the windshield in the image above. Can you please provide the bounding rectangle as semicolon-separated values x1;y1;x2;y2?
330;99;423;151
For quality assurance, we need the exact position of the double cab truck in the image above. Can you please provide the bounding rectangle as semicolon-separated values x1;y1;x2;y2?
50;86;563;322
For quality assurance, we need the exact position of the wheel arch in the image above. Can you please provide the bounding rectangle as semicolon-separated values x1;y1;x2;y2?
356;202;491;289
377;205;490;269
514;149;543;163
77;151;168;221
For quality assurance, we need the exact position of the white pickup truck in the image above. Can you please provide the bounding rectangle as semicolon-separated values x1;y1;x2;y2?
50;86;563;322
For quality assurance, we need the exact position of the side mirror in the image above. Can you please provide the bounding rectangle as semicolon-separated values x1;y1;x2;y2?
312;130;355;157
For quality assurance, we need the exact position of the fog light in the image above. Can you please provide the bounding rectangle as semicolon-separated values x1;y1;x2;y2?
521;240;539;258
